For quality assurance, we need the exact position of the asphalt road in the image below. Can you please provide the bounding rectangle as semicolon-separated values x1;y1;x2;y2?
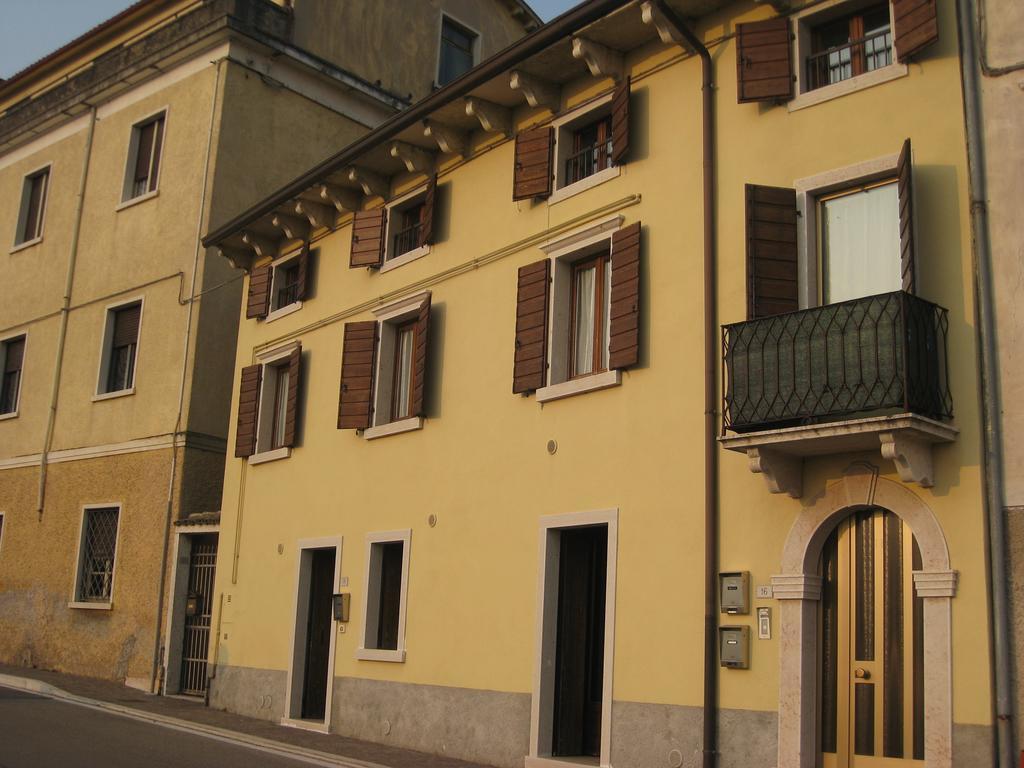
0;686;313;768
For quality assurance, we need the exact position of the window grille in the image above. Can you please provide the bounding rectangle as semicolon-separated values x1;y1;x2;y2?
78;508;119;602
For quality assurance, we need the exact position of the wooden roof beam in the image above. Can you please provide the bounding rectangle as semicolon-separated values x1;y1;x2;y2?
319;183;361;213
389;141;435;174
572;36;624;81
271;211;310;241
347;166;390;199
465;97;512;138
294;199;335;230
423;120;467;155
509;70;560;111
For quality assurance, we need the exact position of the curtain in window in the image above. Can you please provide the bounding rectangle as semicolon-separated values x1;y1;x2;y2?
574;265;597;376
822;182;901;304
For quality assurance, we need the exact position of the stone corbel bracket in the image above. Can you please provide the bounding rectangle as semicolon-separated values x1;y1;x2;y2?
509;70;560;111
640;1;685;45
294;199;335;230
389;141;435;174
219;245;253;272
270;212;310;242
747;447;802;498
572;37;624;82
347;166;390;199
879;432;934;487
423;120;467;156
464;97;512;138
240;230;278;261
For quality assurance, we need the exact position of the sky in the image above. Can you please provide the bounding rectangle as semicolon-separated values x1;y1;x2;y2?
0;0;581;80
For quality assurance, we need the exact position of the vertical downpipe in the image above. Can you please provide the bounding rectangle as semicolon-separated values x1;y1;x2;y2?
37;106;97;516
955;0;1014;764
150;57;224;694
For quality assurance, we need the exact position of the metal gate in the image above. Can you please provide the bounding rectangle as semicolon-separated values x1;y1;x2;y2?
179;534;218;696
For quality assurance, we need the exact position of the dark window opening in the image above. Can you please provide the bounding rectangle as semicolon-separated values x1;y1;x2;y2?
374;541;404;651
275;261;302;309
565;115;614;186
438;17;476;86
104;304;140;394
807;4;892;91
1;337;25;415
17;170;48;245
391;202;425;259
128;114;165;200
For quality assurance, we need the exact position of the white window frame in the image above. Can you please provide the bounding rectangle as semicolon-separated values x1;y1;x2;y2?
527;508;618;768
69;503;123;610
534;214;624;403
380;185;432;273
283;535;343;732
794;151;901;309
435;12;480;88
93;296;145;401
118;107;168;208
0;330;28;420
11;162;51;252
249;341;300;464
788;0;908;112
356;529;412;663
265;248;304;323
363;291;430;440
547;93;621;206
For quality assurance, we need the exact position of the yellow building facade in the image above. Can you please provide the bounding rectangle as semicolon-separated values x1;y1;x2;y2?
0;0;536;692
201;1;999;766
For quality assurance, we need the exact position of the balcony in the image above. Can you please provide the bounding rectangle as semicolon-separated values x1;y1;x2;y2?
720;291;957;498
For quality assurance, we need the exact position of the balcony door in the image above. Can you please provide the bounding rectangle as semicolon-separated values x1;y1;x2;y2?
820;509;924;767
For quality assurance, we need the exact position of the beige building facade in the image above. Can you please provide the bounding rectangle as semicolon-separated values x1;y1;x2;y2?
0;0;536;693
200;1;1004;767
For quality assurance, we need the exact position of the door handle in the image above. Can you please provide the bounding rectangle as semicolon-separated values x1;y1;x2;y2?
854;668;871;680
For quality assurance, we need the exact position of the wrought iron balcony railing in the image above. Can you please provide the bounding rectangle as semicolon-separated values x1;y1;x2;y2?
722;291;952;433
391;221;423;258
565;140;613;185
806;27;893;91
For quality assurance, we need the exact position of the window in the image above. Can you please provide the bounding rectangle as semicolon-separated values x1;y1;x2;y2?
74;506;120;605
438;16;477;86
14;167;49;246
247;247;310;321
337;293;431;439
1;336;25;416
565;115;613;186
98;302;141;396
348;178;436;271
358;530;411;662
806;3;892;91
234;344;303;462
123;112;165;202
818;179;901;303
513;217;640;403
390;201;425;261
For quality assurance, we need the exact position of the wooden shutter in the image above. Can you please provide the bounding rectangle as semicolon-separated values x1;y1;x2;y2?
350;208;387;268
5;338;25;373
746;184;799;319
148;116;165;192
282;345;302;447
609;222;641;370
513;259;550;393
338;321;378;429
610;76;631;166
897;138;916;294
736;18;793;104
235;364;262;458
411;295;431;417
418;175;437;248
893;0;939;62
513;126;554;201
295;243;310;301
246;265;271;319
134;121;155;185
23;172;47;241
112;304;141;347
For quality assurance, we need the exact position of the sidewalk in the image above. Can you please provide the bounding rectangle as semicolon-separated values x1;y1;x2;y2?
0;664;492;768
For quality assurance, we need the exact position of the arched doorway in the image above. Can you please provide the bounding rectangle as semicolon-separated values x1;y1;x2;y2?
772;468;957;768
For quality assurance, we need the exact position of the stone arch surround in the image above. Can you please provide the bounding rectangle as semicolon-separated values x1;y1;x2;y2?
771;465;958;768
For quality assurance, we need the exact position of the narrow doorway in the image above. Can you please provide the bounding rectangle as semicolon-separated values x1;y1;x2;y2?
178;533;217;696
820;508;924;767
552;525;607;759
300;548;335;720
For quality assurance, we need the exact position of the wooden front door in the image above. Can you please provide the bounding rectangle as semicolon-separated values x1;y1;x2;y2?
301;548;335;720
820;509;924;767
552;525;607;758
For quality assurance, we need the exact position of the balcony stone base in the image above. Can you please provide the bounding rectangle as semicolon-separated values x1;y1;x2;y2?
720;413;958;498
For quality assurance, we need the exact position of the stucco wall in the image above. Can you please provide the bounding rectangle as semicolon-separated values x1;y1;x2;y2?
210;1;992;764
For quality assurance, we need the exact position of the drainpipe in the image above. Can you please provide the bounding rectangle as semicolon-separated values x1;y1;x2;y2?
37;106;97;517
149;56;225;694
955;1;1014;765
650;3;718;765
